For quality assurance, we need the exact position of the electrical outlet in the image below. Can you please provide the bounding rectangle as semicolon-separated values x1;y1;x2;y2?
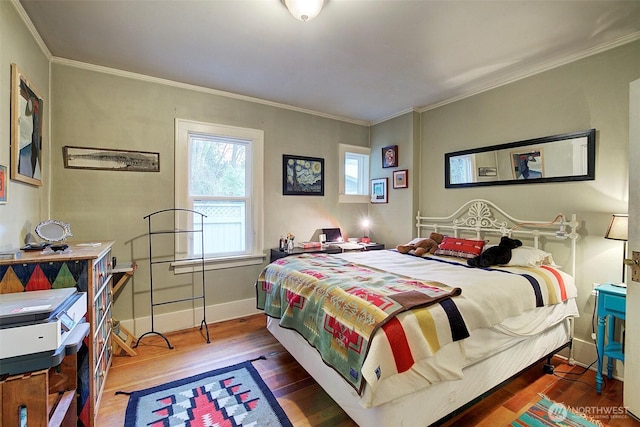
591;332;597;340
592;282;599;296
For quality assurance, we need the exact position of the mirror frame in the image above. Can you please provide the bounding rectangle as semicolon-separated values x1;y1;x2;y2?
35;219;73;242
445;129;595;188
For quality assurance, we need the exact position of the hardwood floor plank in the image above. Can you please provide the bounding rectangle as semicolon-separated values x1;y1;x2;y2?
97;314;633;426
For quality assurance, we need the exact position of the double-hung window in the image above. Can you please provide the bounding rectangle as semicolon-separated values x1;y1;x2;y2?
175;119;264;271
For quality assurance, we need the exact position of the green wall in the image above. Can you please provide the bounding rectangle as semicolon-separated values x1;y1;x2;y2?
418;40;640;368
0;1;50;249
49;63;369;331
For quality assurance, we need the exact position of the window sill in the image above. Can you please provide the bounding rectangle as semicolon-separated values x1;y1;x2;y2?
172;253;266;274
339;194;370;204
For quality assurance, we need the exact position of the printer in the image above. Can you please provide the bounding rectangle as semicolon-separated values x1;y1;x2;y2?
0;287;89;375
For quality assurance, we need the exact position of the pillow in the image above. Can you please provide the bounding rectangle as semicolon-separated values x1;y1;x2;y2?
435;237;485;259
504;246;556;267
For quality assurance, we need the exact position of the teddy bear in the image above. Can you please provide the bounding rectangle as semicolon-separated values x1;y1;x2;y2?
467;236;523;267
396;232;444;256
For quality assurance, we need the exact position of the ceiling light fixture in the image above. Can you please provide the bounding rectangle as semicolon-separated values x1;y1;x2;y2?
284;0;325;22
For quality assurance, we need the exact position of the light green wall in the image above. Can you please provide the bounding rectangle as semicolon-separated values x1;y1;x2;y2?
370;111;420;247
418;40;640;364
49;63;369;325
0;1;50;249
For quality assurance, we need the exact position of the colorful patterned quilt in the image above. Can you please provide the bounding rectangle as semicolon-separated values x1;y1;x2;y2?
255;253;467;393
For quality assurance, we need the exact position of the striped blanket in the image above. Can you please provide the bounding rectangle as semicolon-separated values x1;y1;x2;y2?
256;250;576;396
256;253;466;393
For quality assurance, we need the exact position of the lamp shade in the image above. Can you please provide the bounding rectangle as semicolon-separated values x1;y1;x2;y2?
604;214;628;241
285;0;324;21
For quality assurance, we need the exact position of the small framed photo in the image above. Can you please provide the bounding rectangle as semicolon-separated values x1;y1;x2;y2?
0;165;7;204
370;178;388;203
478;167;497;177
382;145;398;168
393;169;408;189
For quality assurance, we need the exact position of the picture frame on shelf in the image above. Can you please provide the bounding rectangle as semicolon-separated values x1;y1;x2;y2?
393;169;408;189
371;178;388;203
382;145;398;168
10;63;44;186
282;154;324;196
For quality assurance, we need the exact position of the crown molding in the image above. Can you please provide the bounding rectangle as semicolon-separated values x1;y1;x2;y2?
417;31;640;113
51;57;371;127
10;0;52;59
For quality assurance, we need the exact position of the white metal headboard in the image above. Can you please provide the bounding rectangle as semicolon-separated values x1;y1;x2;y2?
416;199;579;276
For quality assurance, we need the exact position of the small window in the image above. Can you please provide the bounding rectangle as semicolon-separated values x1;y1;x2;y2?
339;144;370;203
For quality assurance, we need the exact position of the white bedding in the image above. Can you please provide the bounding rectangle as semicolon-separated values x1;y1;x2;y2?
328;250;577;403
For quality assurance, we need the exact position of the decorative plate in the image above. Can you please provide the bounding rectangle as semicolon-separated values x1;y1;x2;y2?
35;220;73;242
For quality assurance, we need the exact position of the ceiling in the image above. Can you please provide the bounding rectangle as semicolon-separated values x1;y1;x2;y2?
18;0;640;124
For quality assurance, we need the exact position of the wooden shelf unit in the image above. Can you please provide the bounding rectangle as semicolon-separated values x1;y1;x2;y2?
0;241;115;427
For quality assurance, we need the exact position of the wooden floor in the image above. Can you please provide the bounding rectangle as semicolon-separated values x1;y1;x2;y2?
98;314;637;426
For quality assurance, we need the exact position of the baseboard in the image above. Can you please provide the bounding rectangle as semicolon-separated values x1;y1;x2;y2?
118;298;262;338
556;336;624;381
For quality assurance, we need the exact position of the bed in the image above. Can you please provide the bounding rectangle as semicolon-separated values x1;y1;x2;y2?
256;199;580;426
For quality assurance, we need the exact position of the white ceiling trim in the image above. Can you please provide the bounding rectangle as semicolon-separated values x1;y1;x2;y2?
50;56;371;127
417;31;640;114
11;0;51;59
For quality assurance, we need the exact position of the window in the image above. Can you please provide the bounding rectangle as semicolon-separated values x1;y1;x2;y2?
175;119;264;271
339;144;370;203
449;154;475;184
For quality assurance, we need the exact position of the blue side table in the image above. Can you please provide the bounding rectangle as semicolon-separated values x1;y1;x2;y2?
595;283;626;393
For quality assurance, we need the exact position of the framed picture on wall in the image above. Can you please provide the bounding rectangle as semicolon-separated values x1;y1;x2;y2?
0;165;7;204
393;169;408;189
10;63;44;186
371;178;388;203
282;154;324;196
382;145;398;168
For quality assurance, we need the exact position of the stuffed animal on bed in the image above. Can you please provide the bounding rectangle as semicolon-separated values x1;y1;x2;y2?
396;232;444;256
467;236;522;267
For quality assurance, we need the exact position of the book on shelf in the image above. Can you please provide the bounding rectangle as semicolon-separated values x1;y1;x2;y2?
296;241;322;249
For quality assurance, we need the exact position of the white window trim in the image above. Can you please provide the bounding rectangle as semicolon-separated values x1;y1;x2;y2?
339;143;370;204
174;118;265;272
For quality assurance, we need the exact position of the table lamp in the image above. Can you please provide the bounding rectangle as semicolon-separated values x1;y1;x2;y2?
604;214;628;282
361;218;371;244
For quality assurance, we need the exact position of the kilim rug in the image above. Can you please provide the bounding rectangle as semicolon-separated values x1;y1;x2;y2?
511;395;603;427
122;360;293;427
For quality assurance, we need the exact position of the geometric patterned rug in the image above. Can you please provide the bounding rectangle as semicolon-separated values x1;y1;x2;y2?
123;360;293;427
510;395;603;427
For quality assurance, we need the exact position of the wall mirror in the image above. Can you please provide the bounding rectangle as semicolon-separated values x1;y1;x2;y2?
445;129;595;188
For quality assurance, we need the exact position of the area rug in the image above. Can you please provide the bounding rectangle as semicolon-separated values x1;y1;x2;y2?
123;360;292;427
511;395;603;427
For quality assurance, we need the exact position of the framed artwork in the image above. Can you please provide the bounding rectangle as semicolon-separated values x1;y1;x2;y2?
478;167;497;177
371;178;388;203
393;169;408;189
382;145;398;168
63;146;160;172
10;64;44;186
0;165;7;204
511;148;544;180
283;154;324;196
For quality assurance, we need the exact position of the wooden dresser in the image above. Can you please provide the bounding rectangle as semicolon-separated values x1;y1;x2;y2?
0;241;114;427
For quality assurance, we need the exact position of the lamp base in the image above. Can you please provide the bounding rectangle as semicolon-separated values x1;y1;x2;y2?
360;236;371;244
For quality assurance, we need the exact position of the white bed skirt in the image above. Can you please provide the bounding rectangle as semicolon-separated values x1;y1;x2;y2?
267;316;572;427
